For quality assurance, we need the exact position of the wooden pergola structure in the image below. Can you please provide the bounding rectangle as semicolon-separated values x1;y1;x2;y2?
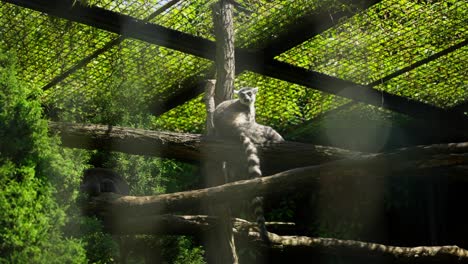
1;0;467;263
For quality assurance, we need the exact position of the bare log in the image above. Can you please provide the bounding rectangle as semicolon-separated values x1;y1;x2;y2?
107;214;468;263
48;121;362;173
49;121;361;173
84;143;468;218
267;235;468;263
48;121;201;161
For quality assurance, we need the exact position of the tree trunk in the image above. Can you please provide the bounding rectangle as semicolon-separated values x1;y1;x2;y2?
204;79;216;136
212;0;235;105
205;1;238;262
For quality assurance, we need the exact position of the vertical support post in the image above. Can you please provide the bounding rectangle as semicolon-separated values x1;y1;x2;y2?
204;79;216;136
213;0;235;105
201;1;239;263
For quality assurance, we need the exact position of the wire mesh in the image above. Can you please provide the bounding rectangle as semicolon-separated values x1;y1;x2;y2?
36;0;358;125
276;0;467;108
0;0;466;131
151;69;350;133
376;45;468;108
43;37;212;118
0;2;117;89
88;0;362;47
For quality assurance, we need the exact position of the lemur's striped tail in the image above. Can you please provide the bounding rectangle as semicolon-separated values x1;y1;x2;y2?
240;132;270;244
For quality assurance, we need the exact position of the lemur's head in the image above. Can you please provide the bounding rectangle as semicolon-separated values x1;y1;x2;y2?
235;87;258;106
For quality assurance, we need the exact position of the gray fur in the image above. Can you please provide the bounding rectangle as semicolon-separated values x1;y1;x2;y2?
213;87;284;244
213;87;284;143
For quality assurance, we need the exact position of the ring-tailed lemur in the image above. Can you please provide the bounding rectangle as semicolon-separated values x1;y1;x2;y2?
213;87;284;243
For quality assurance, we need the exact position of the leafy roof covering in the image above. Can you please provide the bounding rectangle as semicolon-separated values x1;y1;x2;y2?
0;0;466;135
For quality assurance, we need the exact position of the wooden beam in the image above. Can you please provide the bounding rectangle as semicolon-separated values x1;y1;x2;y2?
3;0;216;59
450;101;468;115
247;58;468;127
6;0;467;126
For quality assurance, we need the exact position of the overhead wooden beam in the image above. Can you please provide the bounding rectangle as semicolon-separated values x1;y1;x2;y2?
6;0;468;126
3;0;216;59
246;58;467;125
450;101;468;115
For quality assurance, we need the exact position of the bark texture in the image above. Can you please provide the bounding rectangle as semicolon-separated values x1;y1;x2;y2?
48;121;362;174
106;214;468;263
207;1;238;262
83;142;468;218
212;0;235;105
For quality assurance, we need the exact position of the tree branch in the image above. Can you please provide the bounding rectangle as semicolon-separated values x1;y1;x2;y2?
48;121;362;174
84;142;468;218
267;235;468;263
106;214;468;263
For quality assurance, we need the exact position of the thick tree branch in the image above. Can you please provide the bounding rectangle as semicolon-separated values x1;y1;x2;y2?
48;121;361;173
267;235;468;263
84;142;468;218
106;214;468;263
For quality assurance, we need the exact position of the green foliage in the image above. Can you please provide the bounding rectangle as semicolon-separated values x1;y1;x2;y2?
172;237;205;264
0;52;45;166
95;153;201;196
0;49;86;263
161;236;205;264
0;164;57;257
79;217;120;264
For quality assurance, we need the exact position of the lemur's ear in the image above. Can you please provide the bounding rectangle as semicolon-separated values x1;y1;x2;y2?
233;90;240;94
252;87;258;93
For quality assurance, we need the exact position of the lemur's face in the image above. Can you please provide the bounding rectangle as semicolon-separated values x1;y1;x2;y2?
236;87;258;106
